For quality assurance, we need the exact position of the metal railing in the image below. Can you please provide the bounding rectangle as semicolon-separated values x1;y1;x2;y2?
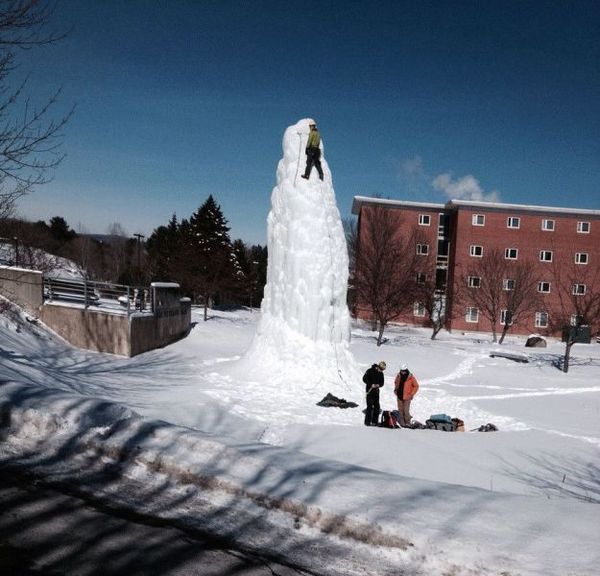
43;277;151;314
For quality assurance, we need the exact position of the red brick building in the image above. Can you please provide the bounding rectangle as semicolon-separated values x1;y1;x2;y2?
351;196;600;338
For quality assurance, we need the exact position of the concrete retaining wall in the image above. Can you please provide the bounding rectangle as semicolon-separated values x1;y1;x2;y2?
1;265;192;356
0;266;43;315
38;303;192;357
39;304;131;356
130;305;191;356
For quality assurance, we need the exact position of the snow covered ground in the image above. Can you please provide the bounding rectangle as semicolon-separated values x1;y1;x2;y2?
1;304;599;575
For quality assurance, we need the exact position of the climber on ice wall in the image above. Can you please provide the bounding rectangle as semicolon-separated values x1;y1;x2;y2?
301;120;324;181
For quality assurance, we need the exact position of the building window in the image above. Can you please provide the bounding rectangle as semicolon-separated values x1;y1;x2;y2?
573;284;586;295
577;221;590;233
466;307;479;323
507;217;520;229
472;214;485;226
470;245;483;257
505;248;518;260
537;281;551;293
500;309;513;325
539;250;553;262
503;278;516;291
416;272;427;284
542;219;555;231
413;302;426;317
416;243;429;255
418;214;431;226
575;252;589;265
468;276;481;288
535;312;548;328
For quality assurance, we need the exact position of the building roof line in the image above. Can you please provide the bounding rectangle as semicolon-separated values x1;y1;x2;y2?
352;196;600;217
446;199;600;217
351;196;444;214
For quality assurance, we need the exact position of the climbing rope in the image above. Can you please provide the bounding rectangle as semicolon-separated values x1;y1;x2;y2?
294;131;304;187
318;178;352;390
294;132;352;390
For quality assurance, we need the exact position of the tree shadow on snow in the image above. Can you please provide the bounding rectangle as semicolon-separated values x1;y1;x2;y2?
0;336;192;401
530;353;600;371
0;464;310;576
3;384;593;575
498;451;600;503
0;383;425;575
0;388;321;575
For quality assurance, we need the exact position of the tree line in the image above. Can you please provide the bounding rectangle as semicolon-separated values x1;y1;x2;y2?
0;3;266;320
145;195;267;320
1;195;268;320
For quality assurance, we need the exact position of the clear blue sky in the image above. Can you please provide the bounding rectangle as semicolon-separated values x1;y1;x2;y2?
16;0;600;245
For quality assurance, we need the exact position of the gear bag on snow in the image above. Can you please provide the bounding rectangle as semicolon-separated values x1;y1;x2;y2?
425;413;465;432
380;410;401;429
475;423;498;432
316;393;358;409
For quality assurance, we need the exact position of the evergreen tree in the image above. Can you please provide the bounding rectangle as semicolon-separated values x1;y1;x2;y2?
147;214;180;281
146;200;266;311
48;216;77;243
184;195;242;320
248;244;267;310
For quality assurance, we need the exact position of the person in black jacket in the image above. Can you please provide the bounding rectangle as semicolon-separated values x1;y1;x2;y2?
363;361;386;426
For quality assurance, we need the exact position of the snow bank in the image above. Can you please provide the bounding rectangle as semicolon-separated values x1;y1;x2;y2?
2;379;599;576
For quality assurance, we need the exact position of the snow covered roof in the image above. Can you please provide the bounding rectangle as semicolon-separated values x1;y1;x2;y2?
352;196;600;218
446;199;600;217
351;196;444;214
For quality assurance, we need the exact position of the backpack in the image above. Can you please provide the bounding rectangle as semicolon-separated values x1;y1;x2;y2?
380;410;400;429
452;418;465;432
425;413;456;432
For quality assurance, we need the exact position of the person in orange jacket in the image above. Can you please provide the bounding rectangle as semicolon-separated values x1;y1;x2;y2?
394;364;419;428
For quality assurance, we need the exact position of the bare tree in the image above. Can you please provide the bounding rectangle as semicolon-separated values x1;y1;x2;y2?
461;248;541;343
103;222;130;282
68;230;94;278
0;216;58;272
496;258;541;343
354;205;423;346
461;249;504;342
0;1;72;222
549;260;600;373
414;263;465;340
342;216;357;274
343;216;358;312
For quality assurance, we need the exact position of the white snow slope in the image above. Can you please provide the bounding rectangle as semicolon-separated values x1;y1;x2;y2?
1;304;599;576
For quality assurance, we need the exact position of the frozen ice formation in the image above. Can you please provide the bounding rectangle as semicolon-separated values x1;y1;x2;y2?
243;119;360;394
